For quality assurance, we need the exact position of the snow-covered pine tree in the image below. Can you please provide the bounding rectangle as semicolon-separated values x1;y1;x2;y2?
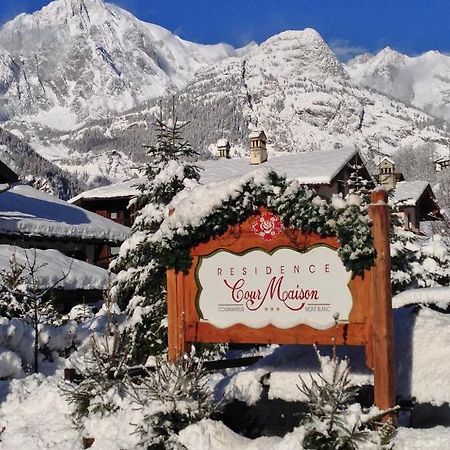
129;354;219;449
346;155;374;204
110;107;200;363
0;253;27;319
299;346;395;450
391;226;450;294
0;250;68;372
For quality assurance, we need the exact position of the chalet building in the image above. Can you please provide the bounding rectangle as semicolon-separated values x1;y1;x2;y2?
69;177;141;227
392;181;443;231
72;133;443;235
72;146;373;223
0;181;130;268
373;157;442;231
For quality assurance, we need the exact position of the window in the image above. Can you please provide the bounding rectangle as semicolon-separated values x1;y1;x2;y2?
110;246;120;256
110;211;118;219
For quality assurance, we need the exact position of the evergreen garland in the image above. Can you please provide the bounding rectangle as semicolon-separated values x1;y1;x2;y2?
156;174;375;276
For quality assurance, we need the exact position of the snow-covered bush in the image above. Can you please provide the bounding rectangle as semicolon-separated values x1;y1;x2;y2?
299;347;395;450
0;251;70;372
63;294;130;420
129;354;219;450
0;316;78;377
391;228;450;294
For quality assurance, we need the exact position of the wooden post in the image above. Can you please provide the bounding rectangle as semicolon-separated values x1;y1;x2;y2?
167;269;186;362
369;189;397;424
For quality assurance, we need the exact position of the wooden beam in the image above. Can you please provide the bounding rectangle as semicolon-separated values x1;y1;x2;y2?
369;189;397;424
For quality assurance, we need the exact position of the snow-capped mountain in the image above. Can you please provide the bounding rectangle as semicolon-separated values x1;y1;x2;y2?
346;47;450;122
0;0;252;128
39;28;448;175
1;0;450;191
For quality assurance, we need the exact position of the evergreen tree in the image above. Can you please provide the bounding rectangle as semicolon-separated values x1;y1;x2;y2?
0;250;68;372
346;155;374;203
299;346;396;450
110;108;200;363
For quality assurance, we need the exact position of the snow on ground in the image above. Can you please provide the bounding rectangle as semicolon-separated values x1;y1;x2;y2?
395;427;450;449
179;419;305;450
0;286;448;448
0;304;449;448
0;374;80;449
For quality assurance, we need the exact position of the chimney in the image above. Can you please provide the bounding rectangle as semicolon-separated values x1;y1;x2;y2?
377;156;397;191
217;138;230;159
249;130;267;165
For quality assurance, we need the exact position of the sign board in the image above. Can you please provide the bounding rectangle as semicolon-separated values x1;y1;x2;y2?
167;192;396;422
196;246;352;329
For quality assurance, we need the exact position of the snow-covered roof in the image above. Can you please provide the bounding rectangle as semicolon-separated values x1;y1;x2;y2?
216;138;229;147
0;183;130;243
71;148;359;203
199;147;357;186
379;156;395;165
392;180;430;206
249;130;266;139
0;245;109;291
69;178;144;204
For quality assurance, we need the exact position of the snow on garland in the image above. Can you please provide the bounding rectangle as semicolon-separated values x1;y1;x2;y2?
149;169;374;275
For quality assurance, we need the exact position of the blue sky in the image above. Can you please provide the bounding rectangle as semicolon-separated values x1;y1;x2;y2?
1;0;450;60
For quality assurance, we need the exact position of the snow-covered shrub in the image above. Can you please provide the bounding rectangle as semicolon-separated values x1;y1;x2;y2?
299;347;395;450
391;228;450;294
63;294;130;420
0;251;71;372
129;354;219;450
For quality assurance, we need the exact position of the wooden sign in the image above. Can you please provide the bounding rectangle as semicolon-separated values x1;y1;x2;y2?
167;190;396;421
196;245;353;330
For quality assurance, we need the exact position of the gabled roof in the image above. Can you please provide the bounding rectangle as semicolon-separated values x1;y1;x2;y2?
249;130;267;140
379;156;395;166
392;180;431;206
0;245;109;291
216;138;230;148
70;178;143;204
0;183;130;244
199;147;358;186
70;147;361;203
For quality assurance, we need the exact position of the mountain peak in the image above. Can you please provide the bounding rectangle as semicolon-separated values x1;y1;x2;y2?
0;0;249;126
256;28;347;80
